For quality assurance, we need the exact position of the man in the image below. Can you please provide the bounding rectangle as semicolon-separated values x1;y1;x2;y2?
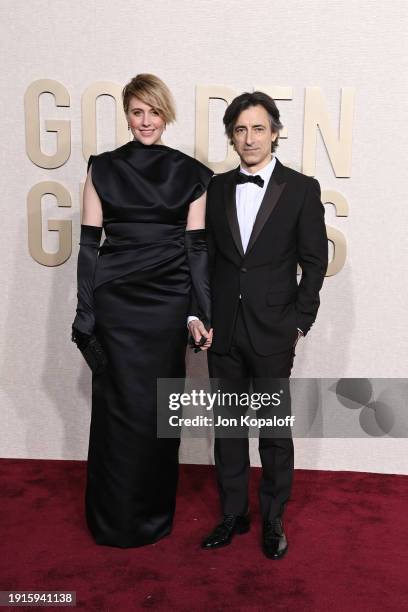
189;91;327;559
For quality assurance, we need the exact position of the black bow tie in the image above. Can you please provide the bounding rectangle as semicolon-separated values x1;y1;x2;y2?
236;171;264;188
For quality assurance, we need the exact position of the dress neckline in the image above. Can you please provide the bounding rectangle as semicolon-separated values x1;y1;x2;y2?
128;139;171;152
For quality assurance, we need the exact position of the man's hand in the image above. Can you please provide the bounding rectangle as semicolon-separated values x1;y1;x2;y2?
188;319;213;351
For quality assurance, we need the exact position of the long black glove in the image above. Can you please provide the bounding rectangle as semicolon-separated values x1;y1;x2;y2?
185;229;211;331
72;225;107;374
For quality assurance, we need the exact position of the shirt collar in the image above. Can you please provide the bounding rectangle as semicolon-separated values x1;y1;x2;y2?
239;156;276;183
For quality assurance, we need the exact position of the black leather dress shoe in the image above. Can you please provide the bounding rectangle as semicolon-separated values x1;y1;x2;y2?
201;514;250;549
262;517;288;559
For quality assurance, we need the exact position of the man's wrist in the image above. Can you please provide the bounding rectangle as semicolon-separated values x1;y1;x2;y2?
187;315;199;328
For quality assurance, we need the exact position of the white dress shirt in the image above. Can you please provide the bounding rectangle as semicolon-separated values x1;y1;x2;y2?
236;156;276;252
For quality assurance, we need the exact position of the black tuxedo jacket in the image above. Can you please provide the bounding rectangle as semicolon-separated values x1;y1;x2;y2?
205;158;328;356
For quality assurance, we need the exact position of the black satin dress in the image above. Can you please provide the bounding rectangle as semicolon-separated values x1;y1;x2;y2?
86;140;212;548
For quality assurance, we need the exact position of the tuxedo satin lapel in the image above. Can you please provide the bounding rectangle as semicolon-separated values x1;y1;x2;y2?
224;171;244;258
245;170;287;255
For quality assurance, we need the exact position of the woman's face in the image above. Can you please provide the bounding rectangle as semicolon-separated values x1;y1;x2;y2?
127;96;166;145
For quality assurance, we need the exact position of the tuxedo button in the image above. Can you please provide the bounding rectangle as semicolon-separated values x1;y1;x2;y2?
241;267;247;273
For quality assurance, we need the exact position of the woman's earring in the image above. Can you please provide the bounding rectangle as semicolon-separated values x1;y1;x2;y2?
128;124;131;131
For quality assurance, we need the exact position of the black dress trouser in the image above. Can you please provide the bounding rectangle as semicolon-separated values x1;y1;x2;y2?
208;305;295;521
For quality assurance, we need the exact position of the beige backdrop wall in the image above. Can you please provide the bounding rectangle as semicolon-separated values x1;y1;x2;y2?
1;0;407;473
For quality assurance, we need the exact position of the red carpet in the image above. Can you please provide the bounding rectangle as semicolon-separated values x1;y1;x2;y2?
1;459;407;611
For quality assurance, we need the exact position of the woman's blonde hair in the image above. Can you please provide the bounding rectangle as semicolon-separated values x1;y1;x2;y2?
122;73;176;124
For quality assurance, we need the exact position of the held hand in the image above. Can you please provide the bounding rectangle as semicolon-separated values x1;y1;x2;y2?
188;319;213;351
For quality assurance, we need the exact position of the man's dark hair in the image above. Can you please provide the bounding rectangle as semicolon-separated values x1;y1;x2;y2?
223;91;283;153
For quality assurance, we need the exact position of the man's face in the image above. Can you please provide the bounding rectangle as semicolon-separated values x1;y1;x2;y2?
231;104;278;172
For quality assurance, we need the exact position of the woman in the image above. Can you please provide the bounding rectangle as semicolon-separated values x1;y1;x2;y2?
72;74;213;548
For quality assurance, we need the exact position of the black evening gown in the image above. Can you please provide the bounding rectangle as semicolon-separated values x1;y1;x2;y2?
85;140;212;548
